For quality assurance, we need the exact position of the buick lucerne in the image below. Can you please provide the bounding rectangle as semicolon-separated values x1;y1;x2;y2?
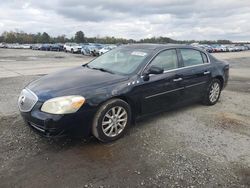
18;44;229;142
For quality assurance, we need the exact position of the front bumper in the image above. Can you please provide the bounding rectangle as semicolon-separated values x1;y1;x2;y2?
20;102;96;138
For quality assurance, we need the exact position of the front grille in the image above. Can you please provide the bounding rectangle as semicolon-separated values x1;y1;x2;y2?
18;89;38;112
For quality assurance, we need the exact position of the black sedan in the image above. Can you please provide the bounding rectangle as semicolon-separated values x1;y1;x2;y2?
18;44;229;142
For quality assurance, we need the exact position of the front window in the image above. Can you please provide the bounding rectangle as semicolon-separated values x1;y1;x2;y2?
87;47;149;75
149;49;178;71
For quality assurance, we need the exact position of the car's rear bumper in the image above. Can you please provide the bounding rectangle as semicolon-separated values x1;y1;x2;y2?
20;102;96;138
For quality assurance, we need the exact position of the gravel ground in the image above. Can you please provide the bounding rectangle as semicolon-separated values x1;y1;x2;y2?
0;49;249;187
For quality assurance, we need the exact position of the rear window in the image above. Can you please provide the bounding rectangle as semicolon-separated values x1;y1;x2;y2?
180;49;204;67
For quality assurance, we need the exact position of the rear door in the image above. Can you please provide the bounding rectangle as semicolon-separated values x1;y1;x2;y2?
177;48;212;101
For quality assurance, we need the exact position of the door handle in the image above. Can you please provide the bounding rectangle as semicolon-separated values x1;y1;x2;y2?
204;71;210;75
173;78;183;82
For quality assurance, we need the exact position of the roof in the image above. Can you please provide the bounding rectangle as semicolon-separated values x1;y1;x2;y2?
121;43;208;54
123;43;190;50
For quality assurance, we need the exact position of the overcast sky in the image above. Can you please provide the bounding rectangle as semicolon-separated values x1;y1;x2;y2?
0;0;249;41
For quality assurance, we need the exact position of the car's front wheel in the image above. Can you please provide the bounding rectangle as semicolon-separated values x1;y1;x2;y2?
92;99;131;142
203;79;222;105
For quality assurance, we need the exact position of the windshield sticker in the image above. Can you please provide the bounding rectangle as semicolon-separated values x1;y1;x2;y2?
131;51;147;56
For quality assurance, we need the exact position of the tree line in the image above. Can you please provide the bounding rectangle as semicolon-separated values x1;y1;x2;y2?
0;30;233;44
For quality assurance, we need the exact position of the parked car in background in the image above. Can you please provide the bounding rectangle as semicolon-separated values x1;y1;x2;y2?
81;45;92;55
99;46;112;55
7;43;21;49
238;46;246;51
243;45;249;50
64;43;82;53
50;44;63;51
20;44;32;49
18;44;229;142
234;46;241;52
195;45;213;53
32;44;42;50
87;45;101;56
0;43;7;48
99;45;117;55
203;45;213;53
220;45;228;52
212;45;222;52
40;44;51;51
89;44;105;56
227;45;235;52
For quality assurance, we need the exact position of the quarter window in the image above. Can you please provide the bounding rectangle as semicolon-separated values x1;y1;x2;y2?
180;49;204;67
150;49;178;71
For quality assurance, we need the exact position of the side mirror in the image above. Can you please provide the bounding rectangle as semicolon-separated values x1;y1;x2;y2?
147;66;164;75
142;66;164;81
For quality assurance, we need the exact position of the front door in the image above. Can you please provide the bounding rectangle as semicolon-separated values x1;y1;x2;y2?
138;49;184;115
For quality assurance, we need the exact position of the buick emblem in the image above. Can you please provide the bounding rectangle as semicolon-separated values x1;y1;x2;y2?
20;95;26;105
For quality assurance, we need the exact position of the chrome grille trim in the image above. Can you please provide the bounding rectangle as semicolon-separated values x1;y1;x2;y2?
18;88;38;112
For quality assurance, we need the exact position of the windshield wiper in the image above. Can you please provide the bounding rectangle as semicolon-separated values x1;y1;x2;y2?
91;67;114;74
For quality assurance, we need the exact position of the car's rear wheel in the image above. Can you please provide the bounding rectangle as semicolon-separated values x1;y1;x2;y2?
92;99;131;142
202;79;222;105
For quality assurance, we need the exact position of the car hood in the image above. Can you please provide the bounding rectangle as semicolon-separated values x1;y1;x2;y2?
27;66;128;101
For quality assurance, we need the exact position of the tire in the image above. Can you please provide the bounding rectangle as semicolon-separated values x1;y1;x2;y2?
71;49;74;53
202;79;222;105
92;99;131;142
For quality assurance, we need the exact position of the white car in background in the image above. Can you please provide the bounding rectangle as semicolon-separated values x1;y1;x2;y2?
0;43;7;48
64;43;82;53
99;45;117;55
20;44;31;49
99;46;112;55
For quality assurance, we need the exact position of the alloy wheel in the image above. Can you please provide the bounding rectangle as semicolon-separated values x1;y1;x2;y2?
209;82;220;103
101;106;128;137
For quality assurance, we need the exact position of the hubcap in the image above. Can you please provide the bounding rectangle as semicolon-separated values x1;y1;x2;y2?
209;82;220;103
102;106;128;137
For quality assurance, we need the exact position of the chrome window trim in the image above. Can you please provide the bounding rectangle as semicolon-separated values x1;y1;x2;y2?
140;47;211;77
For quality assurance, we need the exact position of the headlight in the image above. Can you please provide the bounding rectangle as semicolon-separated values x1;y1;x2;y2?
41;96;85;114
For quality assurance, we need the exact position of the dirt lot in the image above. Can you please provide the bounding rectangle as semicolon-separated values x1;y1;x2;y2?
0;49;250;187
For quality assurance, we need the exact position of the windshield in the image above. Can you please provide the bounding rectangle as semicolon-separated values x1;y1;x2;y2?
87;47;149;75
